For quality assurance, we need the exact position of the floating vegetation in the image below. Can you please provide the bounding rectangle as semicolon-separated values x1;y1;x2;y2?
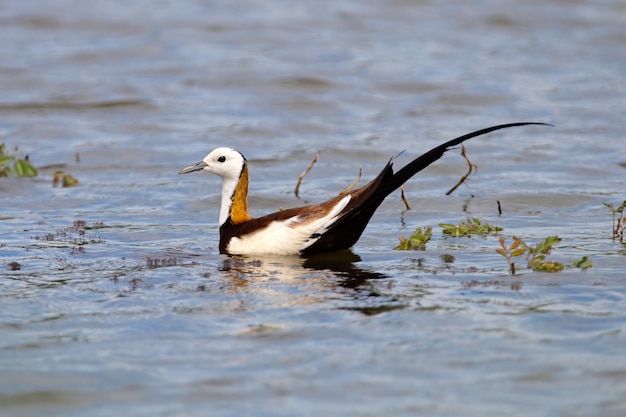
440;217;503;237
32;220;106;254
53;171;79;187
7;261;21;271
570;256;593;270
1;143;80;185
394;226;432;251
496;237;525;275
440;253;455;263
463;279;522;291
397;219;591;275
519;235;564;273
602;200;625;244
146;257;179;268
70;246;86;255
496;235;591;274
0;143;38;177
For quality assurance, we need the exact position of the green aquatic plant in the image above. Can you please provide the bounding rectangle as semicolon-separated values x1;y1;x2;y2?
570;256;593;270
440;217;502;237
394;226;432;251
1;143;80;186
518;235;564;272
496;237;525;275
399;219;590;275
53;171;79;187
602;200;625;243
497;236;592;274
0;143;38;177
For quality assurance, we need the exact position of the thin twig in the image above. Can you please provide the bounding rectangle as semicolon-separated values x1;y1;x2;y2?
294;150;320;198
340;168;362;194
446;144;476;195
400;186;411;210
461;195;474;213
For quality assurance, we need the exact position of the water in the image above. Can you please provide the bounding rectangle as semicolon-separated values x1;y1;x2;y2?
1;0;626;416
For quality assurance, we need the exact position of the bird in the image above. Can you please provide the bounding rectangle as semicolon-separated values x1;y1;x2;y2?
179;122;547;256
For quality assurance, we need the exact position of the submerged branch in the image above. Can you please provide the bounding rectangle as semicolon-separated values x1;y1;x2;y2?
446;144;476;195
400;186;411;210
294;150;320;198
340;168;362;194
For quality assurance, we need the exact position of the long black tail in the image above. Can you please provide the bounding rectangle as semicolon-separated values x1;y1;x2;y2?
387;122;551;191
302;122;550;255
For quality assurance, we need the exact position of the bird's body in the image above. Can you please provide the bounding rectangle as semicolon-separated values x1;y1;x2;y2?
179;122;546;256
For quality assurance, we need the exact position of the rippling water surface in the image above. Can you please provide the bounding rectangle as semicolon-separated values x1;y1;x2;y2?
1;0;625;416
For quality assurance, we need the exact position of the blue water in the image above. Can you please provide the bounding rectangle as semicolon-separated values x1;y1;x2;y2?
1;0;625;416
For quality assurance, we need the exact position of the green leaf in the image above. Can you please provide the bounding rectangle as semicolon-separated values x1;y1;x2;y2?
516;238;532;253
542;235;562;248
394;226;431;250
538;261;564;272
13;159;38;177
532;255;546;263
0;155;14;166
62;173;79;187
571;256;593;269
440;218;501;238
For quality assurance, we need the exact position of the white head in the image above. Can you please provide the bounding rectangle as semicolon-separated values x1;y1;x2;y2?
179;147;246;180
179;147;249;225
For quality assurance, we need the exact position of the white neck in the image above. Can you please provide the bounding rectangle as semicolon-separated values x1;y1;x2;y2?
218;175;238;226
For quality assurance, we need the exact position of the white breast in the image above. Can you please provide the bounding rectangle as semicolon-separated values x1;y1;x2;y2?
226;195;351;255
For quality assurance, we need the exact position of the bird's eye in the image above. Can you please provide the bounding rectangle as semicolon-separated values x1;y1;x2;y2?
217;156;226;163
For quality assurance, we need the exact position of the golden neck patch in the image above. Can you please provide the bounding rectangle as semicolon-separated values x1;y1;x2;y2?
230;164;253;224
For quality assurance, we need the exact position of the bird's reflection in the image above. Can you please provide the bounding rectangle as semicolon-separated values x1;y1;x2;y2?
218;250;386;291
303;251;387;289
212;251;411;316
